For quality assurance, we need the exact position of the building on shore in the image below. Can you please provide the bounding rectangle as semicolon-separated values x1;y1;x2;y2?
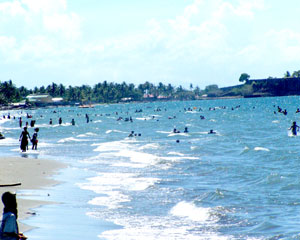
26;94;64;106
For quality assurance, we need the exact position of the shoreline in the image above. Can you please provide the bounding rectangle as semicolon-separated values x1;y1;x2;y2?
0;156;66;233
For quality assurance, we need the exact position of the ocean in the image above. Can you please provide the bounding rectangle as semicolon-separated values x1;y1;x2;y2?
1;96;300;240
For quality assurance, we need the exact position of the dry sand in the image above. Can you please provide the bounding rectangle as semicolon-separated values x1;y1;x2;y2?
0;156;66;232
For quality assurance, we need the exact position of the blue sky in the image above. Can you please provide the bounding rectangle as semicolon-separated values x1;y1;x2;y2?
0;0;300;89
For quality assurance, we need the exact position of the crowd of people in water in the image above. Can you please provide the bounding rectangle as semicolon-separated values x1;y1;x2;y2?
1;103;300;153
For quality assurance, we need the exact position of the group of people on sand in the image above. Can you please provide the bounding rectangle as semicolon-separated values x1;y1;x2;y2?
19;127;39;152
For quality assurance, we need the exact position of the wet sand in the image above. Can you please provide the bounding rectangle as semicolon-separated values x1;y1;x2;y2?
0;156;65;233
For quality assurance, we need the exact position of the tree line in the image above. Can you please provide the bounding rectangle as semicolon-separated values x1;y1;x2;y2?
0;80;214;105
3;69;300;105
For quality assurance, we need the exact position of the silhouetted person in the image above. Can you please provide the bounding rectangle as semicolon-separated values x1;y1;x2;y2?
0;192;27;240
128;131;134;137
19;127;30;152
19;117;22;128
30;120;35;127
31;128;39;150
0;132;5;140
289;121;299;136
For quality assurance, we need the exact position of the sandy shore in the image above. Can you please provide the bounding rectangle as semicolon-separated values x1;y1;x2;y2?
0;156;66;233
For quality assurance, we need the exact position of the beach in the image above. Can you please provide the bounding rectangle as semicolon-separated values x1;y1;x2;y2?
1;97;300;239
0;156;65;233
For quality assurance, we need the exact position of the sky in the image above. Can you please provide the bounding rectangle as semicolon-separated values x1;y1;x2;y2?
1;0;300;90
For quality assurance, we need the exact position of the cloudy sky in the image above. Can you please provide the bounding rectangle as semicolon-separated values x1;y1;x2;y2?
0;0;300;89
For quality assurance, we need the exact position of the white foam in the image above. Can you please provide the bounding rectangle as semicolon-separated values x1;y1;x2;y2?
254;147;270;152
170;201;211;222
138;143;160;150
58;137;82;143
0;137;18;146
167;152;185;156
92;141;160;167
168;133;189;137
78;173;159;209
156;131;172;134
136;117;151;121
190;146;198;150
77;132;97;138
160;156;199;161
105;129;124;134
117;150;158;165
96;209;228;240
92;141;130;152
88;192;130;209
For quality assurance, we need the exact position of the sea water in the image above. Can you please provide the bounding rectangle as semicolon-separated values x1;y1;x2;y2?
1;96;300;239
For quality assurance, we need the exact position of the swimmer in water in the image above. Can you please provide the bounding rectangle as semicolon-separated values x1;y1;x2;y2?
289;121;300;136
128;131;134;137
208;129;216;134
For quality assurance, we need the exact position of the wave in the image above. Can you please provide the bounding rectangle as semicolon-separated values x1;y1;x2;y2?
58;137;84;143
254;147;270;152
78;173;159;209
167;151;185;156
77;132;97;138
139;143;161;150
170;201;212;222
0;137;18;146
105;129;124;134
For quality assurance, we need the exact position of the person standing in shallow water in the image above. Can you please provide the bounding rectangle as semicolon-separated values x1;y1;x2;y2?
31;127;39;150
0;192;27;240
19;127;30;152
289;121;300;136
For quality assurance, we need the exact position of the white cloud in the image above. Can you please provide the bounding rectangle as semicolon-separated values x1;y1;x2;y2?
0;0;81;39
213;0;265;19
0;0;26;16
264;29;300;61
43;12;81;39
1;0;299;88
21;0;67;14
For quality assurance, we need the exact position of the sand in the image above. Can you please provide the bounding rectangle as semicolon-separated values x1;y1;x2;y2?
0;156;66;233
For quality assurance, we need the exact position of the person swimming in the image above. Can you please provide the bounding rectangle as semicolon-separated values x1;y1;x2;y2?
128;131;134;137
289;121;299;136
0;132;5;139
173;128;180;133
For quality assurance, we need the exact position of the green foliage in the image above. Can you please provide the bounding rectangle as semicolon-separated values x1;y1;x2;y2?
239;73;250;83
0;80;23;104
284;71;291;78
231;84;253;96
292;70;300;78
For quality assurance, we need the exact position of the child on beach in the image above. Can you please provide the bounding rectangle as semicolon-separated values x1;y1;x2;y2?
31;128;39;150
0;192;27;240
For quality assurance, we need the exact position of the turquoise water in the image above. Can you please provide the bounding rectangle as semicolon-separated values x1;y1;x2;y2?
1;96;300;239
